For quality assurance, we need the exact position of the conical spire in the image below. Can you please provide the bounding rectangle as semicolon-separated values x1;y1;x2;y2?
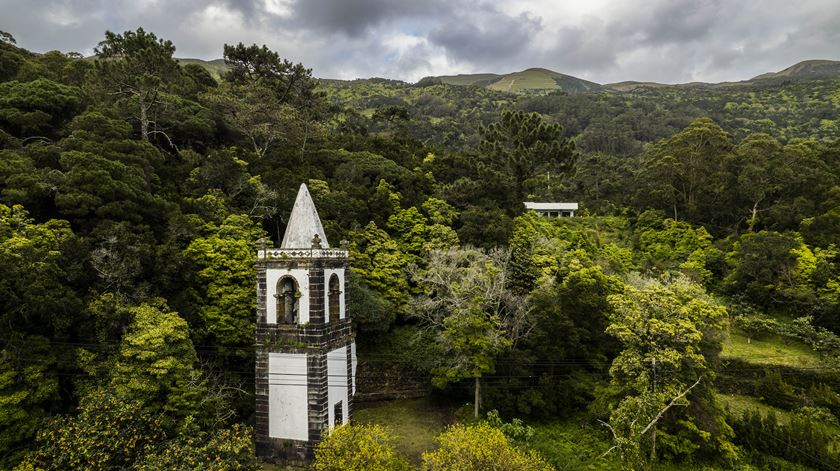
281;184;329;249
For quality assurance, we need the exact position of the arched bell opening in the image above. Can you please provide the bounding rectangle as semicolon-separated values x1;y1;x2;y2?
275;276;299;324
328;274;341;323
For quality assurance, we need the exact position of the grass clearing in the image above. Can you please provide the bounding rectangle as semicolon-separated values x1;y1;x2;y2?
354;397;455;465
717;393;794;424
721;330;825;369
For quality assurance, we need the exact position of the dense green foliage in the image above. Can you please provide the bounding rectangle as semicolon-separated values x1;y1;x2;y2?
2;27;840;469
313;424;411;471
421;422;553;471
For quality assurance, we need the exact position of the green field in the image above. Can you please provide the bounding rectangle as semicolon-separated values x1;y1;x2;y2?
721;330;826;369
354;398;456;465
718;393;794;423
484;67;601;93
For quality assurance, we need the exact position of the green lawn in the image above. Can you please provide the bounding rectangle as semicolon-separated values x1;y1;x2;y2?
721;330;825;369
260;397;453;469
354;397;456;465
717;393;794;424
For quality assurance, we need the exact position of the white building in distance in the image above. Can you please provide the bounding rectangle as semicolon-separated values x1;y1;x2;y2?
524;201;579;217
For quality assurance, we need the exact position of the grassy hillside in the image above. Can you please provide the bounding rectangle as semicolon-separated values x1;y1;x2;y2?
430;73;502;87
751;59;840;81
177;57;227;79
721;330;826;369
420;67;601;93
485;67;601;93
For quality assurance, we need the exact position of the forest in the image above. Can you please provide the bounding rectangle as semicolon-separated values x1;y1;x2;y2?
1;27;840;470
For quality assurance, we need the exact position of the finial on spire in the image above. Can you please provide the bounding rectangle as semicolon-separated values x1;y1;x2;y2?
311;234;322;249
256;237;269;250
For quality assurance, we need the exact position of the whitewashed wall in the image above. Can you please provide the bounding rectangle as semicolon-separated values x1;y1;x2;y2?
268;353;308;440
265;268;310;324
327;347;349;428
323;268;346;322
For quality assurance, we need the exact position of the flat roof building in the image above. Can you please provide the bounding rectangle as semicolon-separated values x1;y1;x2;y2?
524;202;578;218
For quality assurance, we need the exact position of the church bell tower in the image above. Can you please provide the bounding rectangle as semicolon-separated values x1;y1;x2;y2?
255;183;356;464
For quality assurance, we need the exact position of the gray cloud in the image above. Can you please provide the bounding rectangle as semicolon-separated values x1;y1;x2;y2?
428;7;541;64
0;0;838;84
634;0;725;45
290;0;446;37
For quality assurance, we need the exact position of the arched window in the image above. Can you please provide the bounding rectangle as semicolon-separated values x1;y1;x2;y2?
328;274;341;323
275;277;298;324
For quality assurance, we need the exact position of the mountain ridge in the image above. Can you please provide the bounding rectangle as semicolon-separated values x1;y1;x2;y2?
419;59;840;93
178;57;840;93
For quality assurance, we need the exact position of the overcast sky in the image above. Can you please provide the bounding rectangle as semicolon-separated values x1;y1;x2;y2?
2;0;839;84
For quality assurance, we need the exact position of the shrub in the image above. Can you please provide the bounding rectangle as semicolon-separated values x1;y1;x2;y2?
136;422;257;470
734;313;840;359
731;409;840;470
757;370;800;410
421;422;553;471
806;383;840;420
486;410;535;443
313;424;410;471
796;406;838;427
21;389;164;470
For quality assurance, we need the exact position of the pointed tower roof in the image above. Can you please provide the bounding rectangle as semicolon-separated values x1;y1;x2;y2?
281;184;329;249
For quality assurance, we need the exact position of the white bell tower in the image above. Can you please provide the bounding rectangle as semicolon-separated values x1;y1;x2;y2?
254;183;356;464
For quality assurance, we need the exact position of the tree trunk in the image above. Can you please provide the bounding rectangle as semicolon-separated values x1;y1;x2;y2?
650;427;656;463
139;95;149;141
474;377;480;419
748;201;759;232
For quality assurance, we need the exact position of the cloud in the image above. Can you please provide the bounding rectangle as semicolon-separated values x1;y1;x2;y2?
290;0;446;37
428;6;542;65
0;0;838;84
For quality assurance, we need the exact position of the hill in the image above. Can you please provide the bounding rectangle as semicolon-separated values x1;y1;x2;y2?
420;67;601;93
177;57;227;79
602;80;677;91
428;73;501;87
176;57;840;94
750;59;840;81
487;67;601;93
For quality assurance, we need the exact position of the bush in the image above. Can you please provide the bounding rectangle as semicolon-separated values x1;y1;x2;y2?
807;383;840;420
486;410;535;443
796;406;838;427
136;422;257;470
19;389;256;471
731;409;840;470
421;422;553;471
313;424;410;471
734;313;840;358
21;389;165;470
526;420;621;471
733;313;783;341
758;370;800;410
